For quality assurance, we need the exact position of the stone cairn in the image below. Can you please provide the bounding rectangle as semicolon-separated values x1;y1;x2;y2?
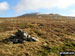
9;29;39;44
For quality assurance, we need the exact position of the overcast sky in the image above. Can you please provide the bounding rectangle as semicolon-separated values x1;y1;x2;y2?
0;0;75;17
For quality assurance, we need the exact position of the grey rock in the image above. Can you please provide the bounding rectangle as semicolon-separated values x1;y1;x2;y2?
9;34;16;42
15;29;24;37
18;29;23;33
9;34;15;38
31;37;39;42
23;32;28;38
22;32;28;40
27;35;31;38
8;29;39;44
13;39;19;44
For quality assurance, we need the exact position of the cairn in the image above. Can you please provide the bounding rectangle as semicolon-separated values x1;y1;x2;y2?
9;29;39;44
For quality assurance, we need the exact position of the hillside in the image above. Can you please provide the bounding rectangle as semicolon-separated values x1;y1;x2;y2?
0;14;75;56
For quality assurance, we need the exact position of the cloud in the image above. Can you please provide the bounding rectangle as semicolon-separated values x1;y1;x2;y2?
0;2;9;11
14;0;75;13
67;10;75;17
55;0;75;9
68;14;75;17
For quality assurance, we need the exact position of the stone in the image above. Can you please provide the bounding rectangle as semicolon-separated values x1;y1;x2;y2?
13;39;19;44
15;29;24;37
25;35;31;41
8;29;39;44
9;34;15;39
31;37;39;42
9;34;16;42
23;32;28;38
27;35;31;38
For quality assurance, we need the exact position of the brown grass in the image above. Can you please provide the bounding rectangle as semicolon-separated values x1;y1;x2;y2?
0;15;75;56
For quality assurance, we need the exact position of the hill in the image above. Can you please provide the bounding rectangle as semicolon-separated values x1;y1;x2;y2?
0;14;75;56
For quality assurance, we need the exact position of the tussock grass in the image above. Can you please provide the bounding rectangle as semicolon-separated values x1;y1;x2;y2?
0;15;75;56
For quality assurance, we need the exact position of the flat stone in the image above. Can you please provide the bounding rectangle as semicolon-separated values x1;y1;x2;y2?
31;37;39;42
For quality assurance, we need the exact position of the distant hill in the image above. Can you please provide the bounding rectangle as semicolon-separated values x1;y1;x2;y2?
18;13;75;20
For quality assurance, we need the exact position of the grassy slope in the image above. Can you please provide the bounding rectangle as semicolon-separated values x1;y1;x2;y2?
0;15;75;56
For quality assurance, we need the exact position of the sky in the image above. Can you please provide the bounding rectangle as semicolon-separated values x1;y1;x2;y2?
0;0;75;17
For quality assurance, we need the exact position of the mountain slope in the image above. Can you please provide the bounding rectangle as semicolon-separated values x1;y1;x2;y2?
0;14;75;56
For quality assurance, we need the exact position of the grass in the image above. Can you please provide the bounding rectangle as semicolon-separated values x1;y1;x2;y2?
0;15;75;56
38;45;51;56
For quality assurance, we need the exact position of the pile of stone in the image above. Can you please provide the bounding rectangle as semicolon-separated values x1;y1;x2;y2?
9;29;39;44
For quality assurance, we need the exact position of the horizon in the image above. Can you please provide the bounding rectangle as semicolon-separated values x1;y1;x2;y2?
0;0;75;17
